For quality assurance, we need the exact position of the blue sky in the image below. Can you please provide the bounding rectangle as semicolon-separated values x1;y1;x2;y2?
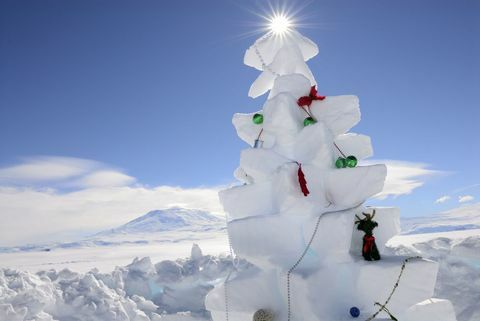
0;0;479;245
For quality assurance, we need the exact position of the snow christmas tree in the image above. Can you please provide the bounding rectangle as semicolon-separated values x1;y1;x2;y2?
205;19;457;321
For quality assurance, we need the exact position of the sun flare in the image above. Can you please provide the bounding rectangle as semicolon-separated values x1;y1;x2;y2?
268;14;292;34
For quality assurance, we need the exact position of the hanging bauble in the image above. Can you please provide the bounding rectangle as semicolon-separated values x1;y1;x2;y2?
335;157;346;169
349;307;360;318
346;156;358;168
253;309;274;321
254;139;264;149
252;113;264;125
303;117;316;127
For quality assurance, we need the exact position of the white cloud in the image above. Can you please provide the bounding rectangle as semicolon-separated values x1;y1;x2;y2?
0;156;135;188
458;195;474;203
364;160;444;200
0;156;97;183
76;170;136;188
435;195;451;204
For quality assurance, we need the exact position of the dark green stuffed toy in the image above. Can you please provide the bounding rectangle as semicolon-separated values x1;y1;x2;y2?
355;210;381;261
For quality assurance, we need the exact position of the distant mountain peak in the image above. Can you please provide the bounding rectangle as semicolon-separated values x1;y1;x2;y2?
98;207;223;236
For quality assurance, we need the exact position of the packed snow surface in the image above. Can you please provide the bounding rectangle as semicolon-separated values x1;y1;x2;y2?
401;203;480;234
0;208;227;273
0;229;478;321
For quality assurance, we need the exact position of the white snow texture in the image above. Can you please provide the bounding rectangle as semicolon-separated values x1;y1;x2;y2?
206;29;459;321
0;245;250;321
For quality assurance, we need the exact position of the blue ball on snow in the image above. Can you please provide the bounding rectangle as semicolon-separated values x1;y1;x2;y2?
349;307;360;318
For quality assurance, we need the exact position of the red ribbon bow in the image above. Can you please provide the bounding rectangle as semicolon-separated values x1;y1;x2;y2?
297;86;326;107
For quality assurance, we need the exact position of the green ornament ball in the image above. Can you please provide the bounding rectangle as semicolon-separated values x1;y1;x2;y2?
252;113;263;125
335;157;346;169
346;155;358;168
303;117;316;127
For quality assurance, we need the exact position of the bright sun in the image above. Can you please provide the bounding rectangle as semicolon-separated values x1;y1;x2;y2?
268;14;292;34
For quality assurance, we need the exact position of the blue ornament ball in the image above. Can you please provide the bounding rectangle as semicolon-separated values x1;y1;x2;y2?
349;307;360;318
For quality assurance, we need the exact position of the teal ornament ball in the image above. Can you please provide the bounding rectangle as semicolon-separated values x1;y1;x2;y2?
335;157;346;169
346;156;358;168
252;113;263;125
303;117;316;127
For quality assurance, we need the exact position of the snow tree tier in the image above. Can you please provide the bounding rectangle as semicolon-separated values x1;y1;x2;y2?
205;29;457;321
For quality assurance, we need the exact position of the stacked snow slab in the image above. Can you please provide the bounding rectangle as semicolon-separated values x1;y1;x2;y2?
206;257;439;321
227;208;357;270
351;207;401;256
404;298;458;321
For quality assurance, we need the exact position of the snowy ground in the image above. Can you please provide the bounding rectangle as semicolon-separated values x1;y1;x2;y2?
0;231;228;273
387;229;480;321
1;218;479;321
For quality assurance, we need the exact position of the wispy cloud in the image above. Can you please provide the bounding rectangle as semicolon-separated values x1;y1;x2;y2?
430;184;479;206
458;195;474;203
0;156;135;188
435;195;451;204
0;156;96;183
364;160;445;200
75;170;136;188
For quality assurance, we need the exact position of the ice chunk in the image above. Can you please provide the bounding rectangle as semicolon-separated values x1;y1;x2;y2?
404;298;457;321
268;73;311;100
249;44;315;98
324;165;387;207
351;207;401;256
0;304;26;321
295;257;439;320
219;182;276;221
191;244;203;261
334;133;373;160
310;95;360;136
233;167;254;184
232;112;275;148
270;163;330;212
262;93;304;158
294;121;334;168
244;30;319;71
228;208;357;270
240;149;287;182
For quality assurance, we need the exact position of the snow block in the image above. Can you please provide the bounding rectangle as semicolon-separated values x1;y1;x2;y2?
244;30;319;71
240;149;287;182
233;167;254;184
351;207;401;256
294;121;335;168
404;298;457;321
205;269;287;321
232;112;275;148
268;73;311;100
310;95;360;136
262;93;304;158
334;133;373;160
207;257;439;321
219;182;276;221
324;165;387;207
302;257;439;320
249;44;315;98
228;208;357;270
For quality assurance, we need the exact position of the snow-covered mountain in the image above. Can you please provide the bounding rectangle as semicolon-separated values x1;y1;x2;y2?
401;203;480;234
97;207;223;236
0;207;225;254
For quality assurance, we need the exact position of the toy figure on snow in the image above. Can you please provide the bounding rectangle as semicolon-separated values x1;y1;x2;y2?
355;209;381;261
